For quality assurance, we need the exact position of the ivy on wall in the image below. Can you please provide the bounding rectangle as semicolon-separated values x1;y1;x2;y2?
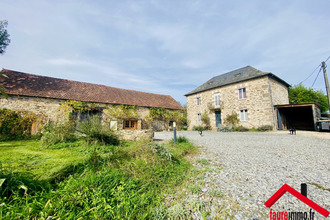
105;105;138;119
59;100;101;119
146;107;186;129
0;108;42;140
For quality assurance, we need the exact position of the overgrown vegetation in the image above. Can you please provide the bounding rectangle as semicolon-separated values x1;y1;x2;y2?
0;138;198;219
147;107;186;130
289;84;328;113
192;125;204;132
0;108;41;141
41;121;76;147
233;125;273;132
201;111;210;130
76;116;119;146
257;125;273;131
105;104;138;119
224;112;239;127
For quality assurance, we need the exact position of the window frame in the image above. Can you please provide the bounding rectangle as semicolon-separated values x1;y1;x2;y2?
197;113;201;123
214;93;220;108
196;96;201;106
238;88;246;99
123;120;138;129
240;109;248;121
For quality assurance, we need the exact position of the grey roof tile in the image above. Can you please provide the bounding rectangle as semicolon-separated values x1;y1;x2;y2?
185;66;289;96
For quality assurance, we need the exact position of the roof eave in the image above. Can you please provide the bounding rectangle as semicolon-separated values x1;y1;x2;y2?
185;73;290;96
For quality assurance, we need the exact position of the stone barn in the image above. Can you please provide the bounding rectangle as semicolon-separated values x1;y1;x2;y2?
0;69;184;140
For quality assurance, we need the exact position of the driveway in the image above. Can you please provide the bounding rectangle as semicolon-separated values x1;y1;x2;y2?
154;131;330;219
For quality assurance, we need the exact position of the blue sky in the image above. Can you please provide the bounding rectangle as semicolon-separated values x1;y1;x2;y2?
1;0;330;105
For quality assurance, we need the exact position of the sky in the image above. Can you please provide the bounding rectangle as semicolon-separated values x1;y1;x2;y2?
1;0;330;105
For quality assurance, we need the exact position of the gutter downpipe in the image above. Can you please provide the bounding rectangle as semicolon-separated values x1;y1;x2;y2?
268;75;277;130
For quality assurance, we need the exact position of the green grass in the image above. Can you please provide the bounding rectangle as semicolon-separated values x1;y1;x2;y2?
0;140;91;180
0;139;198;219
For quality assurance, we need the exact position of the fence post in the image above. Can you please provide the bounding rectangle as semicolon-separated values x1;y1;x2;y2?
173;121;177;144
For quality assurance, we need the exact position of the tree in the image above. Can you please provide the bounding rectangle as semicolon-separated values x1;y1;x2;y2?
0;20;10;55
289;84;329;113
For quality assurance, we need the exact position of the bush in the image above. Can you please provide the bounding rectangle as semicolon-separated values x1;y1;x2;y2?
224;112;239;126
77;116;119;146
0;108;37;140
201;111;210;129
233;125;249;132
257;125;273;131
41;121;76;147
169;136;189;144
192;125;204;132
149;142;173;161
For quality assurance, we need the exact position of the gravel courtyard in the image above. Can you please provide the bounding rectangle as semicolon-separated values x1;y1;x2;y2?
154;131;330;219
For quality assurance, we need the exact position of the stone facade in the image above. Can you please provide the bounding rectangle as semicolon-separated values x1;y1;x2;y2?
0;95;64;122
116;129;154;141
186;75;289;130
0;95;179;136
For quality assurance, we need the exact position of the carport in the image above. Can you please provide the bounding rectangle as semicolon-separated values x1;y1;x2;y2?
275;103;321;131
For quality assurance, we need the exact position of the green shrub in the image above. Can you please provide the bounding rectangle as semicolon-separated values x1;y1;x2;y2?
168;204;189;220
201;111;210;129
152;205;168;220
257;125;273;131
192;125;204;132
149;142;173;161
224;112;239;126
76;116;119;146
41;121;76;147
0;108;37;140
177;136;189;143
186;183;202;194
188;199;206;211
196;158;210;165
233;125;249;132
169;135;189;144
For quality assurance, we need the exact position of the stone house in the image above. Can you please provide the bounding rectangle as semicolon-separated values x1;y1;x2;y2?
0;69;183;140
185;66;290;130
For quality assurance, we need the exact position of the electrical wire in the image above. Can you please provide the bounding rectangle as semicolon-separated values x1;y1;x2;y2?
325;55;330;63
299;55;329;85
311;66;322;87
299;64;321;84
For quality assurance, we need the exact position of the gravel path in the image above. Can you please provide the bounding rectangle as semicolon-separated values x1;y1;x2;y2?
154;131;330;219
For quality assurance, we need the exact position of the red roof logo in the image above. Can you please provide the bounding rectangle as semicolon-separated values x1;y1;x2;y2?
264;184;329;217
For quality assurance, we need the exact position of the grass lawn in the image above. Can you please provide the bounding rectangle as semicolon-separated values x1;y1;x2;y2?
0;140;91;180
0;138;198;219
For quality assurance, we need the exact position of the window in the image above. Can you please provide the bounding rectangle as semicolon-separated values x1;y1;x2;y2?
123;120;137;129
196;97;201;106
110;121;118;131
197;113;201;123
214;93;220;107
238;88;246;99
240;109;248;121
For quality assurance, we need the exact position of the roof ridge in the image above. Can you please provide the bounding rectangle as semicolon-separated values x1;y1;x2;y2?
185;65;288;96
2;69;171;98
1;69;183;110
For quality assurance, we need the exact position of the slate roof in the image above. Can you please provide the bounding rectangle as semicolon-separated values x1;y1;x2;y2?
185;66;290;96
0;69;183;110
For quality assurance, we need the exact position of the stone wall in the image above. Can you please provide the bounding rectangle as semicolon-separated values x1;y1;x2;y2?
0;94;175;136
186;76;289;130
116;129;154;141
0;95;65;122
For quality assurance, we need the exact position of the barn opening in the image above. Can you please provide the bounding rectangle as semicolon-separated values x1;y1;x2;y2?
275;103;321;131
